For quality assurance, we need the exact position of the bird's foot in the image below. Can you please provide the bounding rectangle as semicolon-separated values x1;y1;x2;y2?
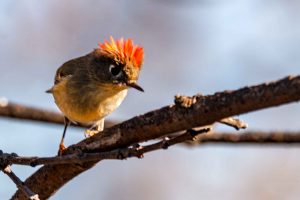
84;129;99;138
84;120;104;138
58;143;66;156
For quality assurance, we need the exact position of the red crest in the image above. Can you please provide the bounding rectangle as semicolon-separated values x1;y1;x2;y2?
99;36;144;69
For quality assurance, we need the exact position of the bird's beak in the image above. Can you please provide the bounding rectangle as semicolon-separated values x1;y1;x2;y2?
126;82;144;92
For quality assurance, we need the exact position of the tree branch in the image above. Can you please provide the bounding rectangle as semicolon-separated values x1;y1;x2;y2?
185;131;300;145
2;131;300;168
0;128;210;167
1;164;39;200
0;100;64;125
12;75;300;199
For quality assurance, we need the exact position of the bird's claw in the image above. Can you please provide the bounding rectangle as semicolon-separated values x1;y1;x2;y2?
84;129;98;138
58;143;66;156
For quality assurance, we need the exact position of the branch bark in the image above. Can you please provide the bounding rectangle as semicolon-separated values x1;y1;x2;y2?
12;75;300;199
2;130;300;168
1;165;39;200
0;128;210;167
0;100;64;125
186;131;300;145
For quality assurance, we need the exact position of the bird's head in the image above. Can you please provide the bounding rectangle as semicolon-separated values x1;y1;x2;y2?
90;36;144;92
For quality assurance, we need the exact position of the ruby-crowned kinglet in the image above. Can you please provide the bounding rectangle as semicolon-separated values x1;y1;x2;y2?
47;36;144;154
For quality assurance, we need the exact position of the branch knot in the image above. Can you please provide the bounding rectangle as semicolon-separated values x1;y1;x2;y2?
174;93;204;108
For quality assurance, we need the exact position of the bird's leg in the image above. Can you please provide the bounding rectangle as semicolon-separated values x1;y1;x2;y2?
58;117;70;156
84;119;104;138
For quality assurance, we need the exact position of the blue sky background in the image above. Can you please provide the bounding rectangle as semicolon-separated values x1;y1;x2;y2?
0;1;300;199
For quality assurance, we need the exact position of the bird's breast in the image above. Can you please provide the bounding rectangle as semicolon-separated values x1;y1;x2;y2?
52;79;127;123
96;89;128;120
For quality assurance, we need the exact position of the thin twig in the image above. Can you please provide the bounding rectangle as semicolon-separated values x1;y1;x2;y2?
0;128;211;167
0;99;64;124
219;117;248;130
138;128;211;154
3;130;300;168
188;131;300;145
1;165;39;200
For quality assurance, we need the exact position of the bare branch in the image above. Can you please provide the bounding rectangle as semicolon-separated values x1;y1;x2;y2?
12;75;300;199
10;129;297;168
1;128;210;167
1;165;39;200
188;131;300;145
0;99;64;124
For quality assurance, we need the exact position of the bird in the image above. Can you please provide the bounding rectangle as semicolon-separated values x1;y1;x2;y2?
46;36;144;155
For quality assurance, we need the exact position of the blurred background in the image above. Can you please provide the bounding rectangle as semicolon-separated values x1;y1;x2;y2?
0;0;300;199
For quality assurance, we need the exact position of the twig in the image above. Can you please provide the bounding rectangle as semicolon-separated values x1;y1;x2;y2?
0;128;210;167
3;130;300;168
219;117;248;130
5;130;300;167
1;129;300;172
187;131;300;145
0;99;64;124
12;75;300;199
1;165;39;200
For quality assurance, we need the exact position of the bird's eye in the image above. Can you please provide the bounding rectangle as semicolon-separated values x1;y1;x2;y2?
109;64;122;77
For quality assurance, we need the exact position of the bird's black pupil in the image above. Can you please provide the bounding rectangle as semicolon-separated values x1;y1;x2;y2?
110;64;121;76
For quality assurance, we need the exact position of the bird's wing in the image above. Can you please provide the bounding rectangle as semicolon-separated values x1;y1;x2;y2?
46;59;78;93
55;59;79;84
46;54;91;93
